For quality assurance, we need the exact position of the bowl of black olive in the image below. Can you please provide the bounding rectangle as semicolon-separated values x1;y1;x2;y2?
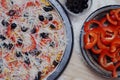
64;0;92;16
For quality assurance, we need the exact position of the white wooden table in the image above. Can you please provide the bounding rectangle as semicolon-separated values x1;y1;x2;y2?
57;0;120;80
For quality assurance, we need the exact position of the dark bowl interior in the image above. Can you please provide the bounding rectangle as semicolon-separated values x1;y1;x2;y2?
80;5;120;79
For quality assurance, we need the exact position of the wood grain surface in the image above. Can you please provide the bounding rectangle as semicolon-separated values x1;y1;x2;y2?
57;0;120;80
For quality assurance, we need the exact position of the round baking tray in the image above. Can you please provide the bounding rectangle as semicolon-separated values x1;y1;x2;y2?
46;0;73;80
80;5;120;79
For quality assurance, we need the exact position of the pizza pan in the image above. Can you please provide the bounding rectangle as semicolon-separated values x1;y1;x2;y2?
80;5;120;79
46;0;73;80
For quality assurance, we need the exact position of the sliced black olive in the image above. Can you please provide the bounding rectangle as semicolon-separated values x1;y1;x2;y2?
34;76;38;80
50;24;55;29
35;50;41;56
1;20;9;26
53;60;58;67
0;66;3;73
8;43;13;50
21;26;28;32
83;0;88;3
2;43;8;48
11;23;17;29
43;5;53;12
0;35;6;40
25;52;29;56
24;57;30;65
37;71;42;80
16;51;22;57
49;42;55;47
31;27;36;34
40;32;49;38
8;10;16;16
47;14;53;21
17;38;23;45
38;15;44;21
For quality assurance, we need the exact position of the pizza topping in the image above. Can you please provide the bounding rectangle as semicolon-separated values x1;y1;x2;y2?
47;14;53;21
11;23;17;29
50;24;56;29
43;5;53;12
1;20;9;27
53;60;59;67
17;38;23;45
31;27;37;34
49;42;55;47
40;32;49;38
24;56;30;65
0;35;6;41
39;15;45;21
8;10;16;16
21;26;28;32
16;51;22;57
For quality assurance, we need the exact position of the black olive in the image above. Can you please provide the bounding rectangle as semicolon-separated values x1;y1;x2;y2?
40;32;49;38
25;52;29;56
35;50;41;56
0;35;6;40
38;71;42;79
17;38;23;45
82;4;88;9
83;0;88;3
8;10;16;16
21;26;28;32
49;42;55;47
38;15;44;21
1;20;9;26
43;5;53;12
50;24;55;29
34;76;38;80
0;66;2;73
53;60;58;67
47;14;53;21
24;57;30;65
2;43;8;48
11;23;17;29
16;51;22;57
8;43;13;50
31;27;36;34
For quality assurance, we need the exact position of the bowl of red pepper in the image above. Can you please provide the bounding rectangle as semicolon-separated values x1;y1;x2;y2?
80;5;120;78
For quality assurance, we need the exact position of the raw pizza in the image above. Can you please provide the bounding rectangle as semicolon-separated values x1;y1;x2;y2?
0;0;66;80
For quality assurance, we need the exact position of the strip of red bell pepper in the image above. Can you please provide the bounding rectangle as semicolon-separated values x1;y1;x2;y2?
110;38;120;52
115;9;120;21
84;20;102;32
98;51;115;71
84;31;98;49
101;26;117;45
106;13;117;25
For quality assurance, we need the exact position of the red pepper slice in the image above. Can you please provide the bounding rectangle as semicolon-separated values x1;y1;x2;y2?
1;0;8;9
84;20;102;32
115;9;120;21
101;26;117;45
84;31;97;49
112;62;120;77
110;38;120;52
98;51;115;71
97;34;109;50
91;47;102;54
22;35;36;52
106;13;117;25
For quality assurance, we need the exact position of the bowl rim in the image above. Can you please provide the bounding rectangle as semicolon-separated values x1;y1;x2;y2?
80;5;120;79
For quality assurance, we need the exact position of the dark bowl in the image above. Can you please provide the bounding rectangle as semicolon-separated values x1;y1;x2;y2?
80;5;120;79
